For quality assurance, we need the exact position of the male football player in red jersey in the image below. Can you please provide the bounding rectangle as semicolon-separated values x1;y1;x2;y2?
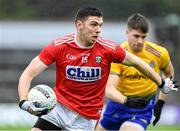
18;6;177;130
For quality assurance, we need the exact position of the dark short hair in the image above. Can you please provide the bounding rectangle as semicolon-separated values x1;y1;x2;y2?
127;13;149;33
75;6;103;22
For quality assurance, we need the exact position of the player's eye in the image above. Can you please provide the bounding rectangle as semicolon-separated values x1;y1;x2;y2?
91;23;97;27
142;36;146;39
134;35;140;38
99;23;103;27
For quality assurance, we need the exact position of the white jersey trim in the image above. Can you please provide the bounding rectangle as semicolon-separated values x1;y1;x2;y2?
74;34;95;49
97;38;116;50
54;34;75;46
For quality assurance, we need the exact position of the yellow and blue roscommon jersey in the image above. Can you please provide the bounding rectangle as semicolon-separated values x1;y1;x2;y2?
111;41;170;97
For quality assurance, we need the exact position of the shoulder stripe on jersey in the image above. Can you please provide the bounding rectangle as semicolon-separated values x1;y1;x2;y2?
54;35;75;46
54;34;74;43
146;45;161;57
97;38;116;50
98;37;116;48
55;39;75;46
55;38;74;46
97;39;116;50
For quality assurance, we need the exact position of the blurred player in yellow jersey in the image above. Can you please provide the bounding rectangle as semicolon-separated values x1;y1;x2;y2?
96;13;175;131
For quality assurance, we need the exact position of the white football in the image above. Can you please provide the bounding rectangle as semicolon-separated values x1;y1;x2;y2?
28;84;57;111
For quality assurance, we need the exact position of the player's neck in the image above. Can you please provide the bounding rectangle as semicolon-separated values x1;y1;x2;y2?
128;45;144;54
75;34;94;48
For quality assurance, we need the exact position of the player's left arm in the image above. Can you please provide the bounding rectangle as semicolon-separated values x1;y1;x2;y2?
158;47;175;100
105;74;127;104
153;60;175;126
159;61;174;101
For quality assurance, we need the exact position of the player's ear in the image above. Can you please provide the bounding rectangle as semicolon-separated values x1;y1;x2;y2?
75;20;83;30
126;29;129;35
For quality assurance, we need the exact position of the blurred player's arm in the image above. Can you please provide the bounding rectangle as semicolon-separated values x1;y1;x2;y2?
105;74;126;104
18;56;48;101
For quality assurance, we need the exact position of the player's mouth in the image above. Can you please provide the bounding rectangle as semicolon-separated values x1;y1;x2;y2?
92;36;98;40
133;43;143;48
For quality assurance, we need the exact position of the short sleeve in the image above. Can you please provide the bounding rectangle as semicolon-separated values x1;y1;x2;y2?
110;62;122;75
111;45;126;63
39;43;56;66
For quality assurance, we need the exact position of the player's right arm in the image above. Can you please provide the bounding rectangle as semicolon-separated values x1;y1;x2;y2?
105;73;150;107
18;56;49;116
105;73;151;107
105;74;127;104
18;56;48;101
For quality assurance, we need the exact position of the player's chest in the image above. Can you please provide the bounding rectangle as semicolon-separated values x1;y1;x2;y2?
58;48;108;66
56;48;109;82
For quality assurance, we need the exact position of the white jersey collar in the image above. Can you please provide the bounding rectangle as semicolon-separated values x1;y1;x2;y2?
74;34;95;49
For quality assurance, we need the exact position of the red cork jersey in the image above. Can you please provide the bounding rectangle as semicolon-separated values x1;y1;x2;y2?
39;34;126;119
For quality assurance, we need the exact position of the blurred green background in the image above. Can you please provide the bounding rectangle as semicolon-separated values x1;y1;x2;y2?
0;0;180;130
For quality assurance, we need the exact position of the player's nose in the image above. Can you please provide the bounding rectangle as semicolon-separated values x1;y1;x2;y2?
96;25;102;34
137;37;143;44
